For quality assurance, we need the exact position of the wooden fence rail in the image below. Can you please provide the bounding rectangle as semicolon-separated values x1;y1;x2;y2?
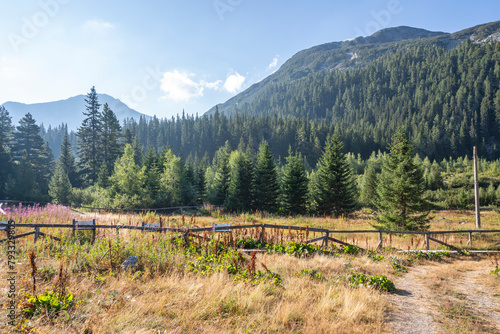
0;221;499;251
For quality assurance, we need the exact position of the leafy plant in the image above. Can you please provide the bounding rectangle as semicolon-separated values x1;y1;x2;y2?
296;269;325;281
22;290;79;318
346;273;395;292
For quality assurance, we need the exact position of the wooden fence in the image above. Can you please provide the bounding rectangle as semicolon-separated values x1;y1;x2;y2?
1;221;499;251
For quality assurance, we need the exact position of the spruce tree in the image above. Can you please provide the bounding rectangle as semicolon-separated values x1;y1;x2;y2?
12;113;54;197
281;149;308;215
58;130;79;187
211;141;232;206
360;165;378;207
101;103;122;171
48;162;72;204
109;144;146;206
0;106;14;150
227;150;254;212
77;86;102;185
0;107;13;197
252;140;279;212
310;134;357;216
374;130;430;231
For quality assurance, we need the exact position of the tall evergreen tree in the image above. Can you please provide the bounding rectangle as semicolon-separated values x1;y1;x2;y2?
12;113;54;197
0;107;13;198
281;149;308;215
58;130;79;187
310;134;357;216
101;103;122;170
48;161;72;204
252;140;279;212
0;106;14;150
360;165;378;207
211;141;232;206
227;150;254;212
374;130;430;231
109;144;146;207
77;86;102;185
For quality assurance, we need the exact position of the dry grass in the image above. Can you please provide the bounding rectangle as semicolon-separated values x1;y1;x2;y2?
1;253;390;334
1;207;499;333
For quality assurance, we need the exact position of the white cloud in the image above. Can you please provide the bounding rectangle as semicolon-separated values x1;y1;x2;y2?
160;70;204;101
82;20;115;32
223;72;245;93
201;80;223;90
268;56;279;69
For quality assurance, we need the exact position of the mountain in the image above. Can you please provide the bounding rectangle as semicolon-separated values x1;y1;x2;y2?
2;94;150;130
207;20;500;116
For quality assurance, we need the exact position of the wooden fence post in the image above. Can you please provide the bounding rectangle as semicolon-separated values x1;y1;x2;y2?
377;232;383;250
468;232;472;248
34;226;40;242
324;231;329;247
425;233;429;251
473;146;481;229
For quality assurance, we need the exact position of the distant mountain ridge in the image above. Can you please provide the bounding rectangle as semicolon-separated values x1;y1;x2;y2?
2;94;150;130
207;20;500;116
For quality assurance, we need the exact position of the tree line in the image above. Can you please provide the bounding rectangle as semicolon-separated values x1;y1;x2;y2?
2;85;500;229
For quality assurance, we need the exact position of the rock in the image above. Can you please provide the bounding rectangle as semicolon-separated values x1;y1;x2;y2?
121;256;138;269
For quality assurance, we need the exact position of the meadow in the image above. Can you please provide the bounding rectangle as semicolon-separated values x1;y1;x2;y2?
0;204;499;333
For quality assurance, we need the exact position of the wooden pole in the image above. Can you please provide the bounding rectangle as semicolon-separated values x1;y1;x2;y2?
473;146;481;229
34;226;40;242
425;233;429;251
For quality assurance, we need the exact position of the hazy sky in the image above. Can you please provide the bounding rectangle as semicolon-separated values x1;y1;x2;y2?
1;0;499;118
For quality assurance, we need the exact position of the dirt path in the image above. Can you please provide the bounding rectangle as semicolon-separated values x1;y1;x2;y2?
386;266;441;334
386;259;500;334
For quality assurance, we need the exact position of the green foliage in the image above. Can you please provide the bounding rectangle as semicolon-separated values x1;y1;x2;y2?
22;290;79;318
109;144;146;207
281;149;309;215
252;141;280;212
339;244;362;255
310;134;357;216
346;273;395;292
227;149;254;211
296;269;325;281
490;268;500;276
77;86;103;185
391;261;408;273
374;130;431;231
48;162;73;204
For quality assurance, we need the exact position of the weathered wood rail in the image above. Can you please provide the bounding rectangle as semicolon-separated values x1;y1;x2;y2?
0;221;499;251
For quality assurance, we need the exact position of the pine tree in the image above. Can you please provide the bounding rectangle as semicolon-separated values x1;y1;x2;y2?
374;130;430;231
227;150;254;212
143;146;162;206
0;106;14;150
6;152;40;201
101;103;122;171
281;149;308;215
58;130;79;187
109;144;146;207
48;161;72;204
360;165;378;207
310;134;357;216
0;107;13;198
252;140;279;212
211;141;232;206
77;86;102;185
12;113;54;197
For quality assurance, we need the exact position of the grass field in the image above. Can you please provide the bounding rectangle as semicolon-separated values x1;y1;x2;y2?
0;204;499;333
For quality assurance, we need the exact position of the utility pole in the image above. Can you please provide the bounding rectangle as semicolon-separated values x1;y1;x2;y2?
473;146;481;229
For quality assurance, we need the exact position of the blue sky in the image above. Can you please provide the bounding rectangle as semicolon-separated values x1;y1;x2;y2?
1;0;499;118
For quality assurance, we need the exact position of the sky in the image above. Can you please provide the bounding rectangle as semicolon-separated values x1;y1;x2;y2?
1;0;500;118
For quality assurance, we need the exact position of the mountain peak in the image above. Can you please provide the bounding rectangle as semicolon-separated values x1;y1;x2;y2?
363;26;446;43
1;94;150;130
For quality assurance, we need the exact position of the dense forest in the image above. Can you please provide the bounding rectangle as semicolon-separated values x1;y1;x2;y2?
1;40;500;212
